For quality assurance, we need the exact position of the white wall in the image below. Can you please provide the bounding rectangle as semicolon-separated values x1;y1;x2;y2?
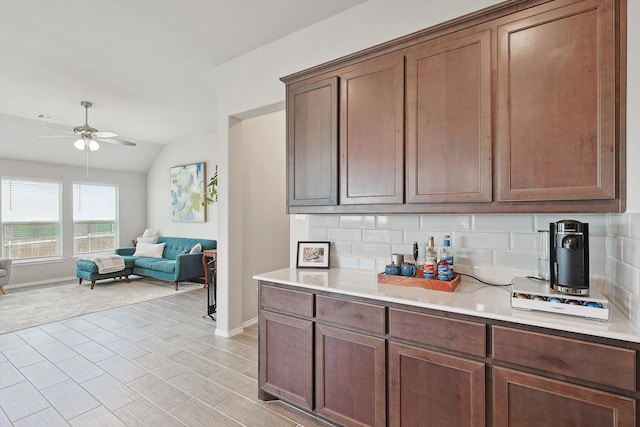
212;0;639;335
0;158;146;286
240;110;289;322
146;132;218;239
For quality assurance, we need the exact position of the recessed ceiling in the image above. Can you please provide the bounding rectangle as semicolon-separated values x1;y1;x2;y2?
0;0;365;172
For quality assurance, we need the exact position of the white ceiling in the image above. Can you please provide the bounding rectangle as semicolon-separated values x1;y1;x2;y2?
0;0;364;172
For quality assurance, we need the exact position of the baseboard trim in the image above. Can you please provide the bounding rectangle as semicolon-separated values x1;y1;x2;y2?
214;316;258;338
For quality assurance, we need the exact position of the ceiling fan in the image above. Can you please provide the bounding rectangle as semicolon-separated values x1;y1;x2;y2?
45;101;136;151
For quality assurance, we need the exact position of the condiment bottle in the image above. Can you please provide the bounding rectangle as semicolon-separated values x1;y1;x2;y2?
423;236;437;279
437;248;450;281
443;235;455;279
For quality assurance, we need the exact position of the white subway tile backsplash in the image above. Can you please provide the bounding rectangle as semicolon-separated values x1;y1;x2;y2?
623;238;640;268
296;211;639;327
473;214;534;232
493;250;537;271
328;228;362;242
353;243;392;258
405;230;431;245
377;215;420;229
363;229;403;244
589;235;606;255
358;258;377;271
609;259;640;295
420;215;472;230
334;256;359;270
332;242;353;256
340;215;376;228
606;236;623;261
511;233;537;251
631;213;640;240
589;257;606;276
308;227;328;240
607;214;630;238
456;232;510;250
454;248;494;267
309;215;339;227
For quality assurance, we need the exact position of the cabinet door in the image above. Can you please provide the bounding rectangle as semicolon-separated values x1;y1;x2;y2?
315;324;386;427
406;30;492;204
259;311;313;410
493;367;635;427
339;52;404;205
496;0;616;202
388;342;485;427
287;76;338;206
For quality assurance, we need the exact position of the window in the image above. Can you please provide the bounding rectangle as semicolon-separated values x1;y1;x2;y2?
73;183;119;255
1;178;62;260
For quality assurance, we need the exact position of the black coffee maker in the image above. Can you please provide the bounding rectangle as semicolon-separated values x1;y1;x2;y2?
549;220;589;295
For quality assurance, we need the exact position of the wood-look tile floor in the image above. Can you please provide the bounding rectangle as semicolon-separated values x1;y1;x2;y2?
0;288;331;426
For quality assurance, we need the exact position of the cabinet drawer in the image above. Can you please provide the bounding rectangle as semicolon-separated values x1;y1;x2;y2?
260;285;313;317
388;308;486;357
316;295;385;334
492;326;636;391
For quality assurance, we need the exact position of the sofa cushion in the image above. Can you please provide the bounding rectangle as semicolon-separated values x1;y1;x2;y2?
133;257;170;270
149;260;176;274
0;269;6;278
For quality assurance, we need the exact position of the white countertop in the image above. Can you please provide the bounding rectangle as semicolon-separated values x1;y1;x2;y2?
254;268;640;344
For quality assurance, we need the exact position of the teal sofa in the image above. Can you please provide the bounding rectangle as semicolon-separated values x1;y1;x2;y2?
115;236;216;290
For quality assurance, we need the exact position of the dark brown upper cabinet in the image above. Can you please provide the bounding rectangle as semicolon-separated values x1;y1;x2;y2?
496;0;617;203
339;52;405;205
286;76;338;207
406;30;492;204
281;0;625;214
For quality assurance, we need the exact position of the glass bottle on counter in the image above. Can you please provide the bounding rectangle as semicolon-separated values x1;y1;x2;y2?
437;247;450;281
423;236;437;279
443;235;455;279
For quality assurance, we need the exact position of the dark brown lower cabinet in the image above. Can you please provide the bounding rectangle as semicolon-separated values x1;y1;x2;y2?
315;324;386;427
258;280;638;427
388;342;485;427
259;311;313;410
493;367;635;427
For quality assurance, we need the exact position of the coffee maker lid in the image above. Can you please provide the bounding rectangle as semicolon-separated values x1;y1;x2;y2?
554;219;587;233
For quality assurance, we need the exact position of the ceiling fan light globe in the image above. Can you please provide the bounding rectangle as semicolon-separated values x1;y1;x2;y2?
89;140;100;151
74;139;86;150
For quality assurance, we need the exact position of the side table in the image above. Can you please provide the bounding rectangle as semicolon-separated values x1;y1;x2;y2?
202;249;217;320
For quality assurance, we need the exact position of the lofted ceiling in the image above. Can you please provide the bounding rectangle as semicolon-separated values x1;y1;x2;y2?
0;0;365;173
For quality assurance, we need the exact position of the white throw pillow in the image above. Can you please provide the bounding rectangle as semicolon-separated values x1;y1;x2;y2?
189;243;203;254
137;236;158;244
133;242;165;258
142;228;157;237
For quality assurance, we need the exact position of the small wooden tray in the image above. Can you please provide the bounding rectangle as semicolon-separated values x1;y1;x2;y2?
377;273;461;293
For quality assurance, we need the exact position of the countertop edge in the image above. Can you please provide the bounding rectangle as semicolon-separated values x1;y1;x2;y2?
254;268;640;345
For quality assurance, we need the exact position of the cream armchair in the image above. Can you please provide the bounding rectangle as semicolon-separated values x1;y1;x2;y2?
0;258;12;295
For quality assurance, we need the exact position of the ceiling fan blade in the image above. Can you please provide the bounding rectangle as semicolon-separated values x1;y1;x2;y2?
95;137;136;147
92;131;117;138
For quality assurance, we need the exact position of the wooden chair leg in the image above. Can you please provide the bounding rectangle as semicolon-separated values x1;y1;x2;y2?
125;275;130;283
0;285;5;295
91;280;96;289
78;278;83;284
174;282;178;291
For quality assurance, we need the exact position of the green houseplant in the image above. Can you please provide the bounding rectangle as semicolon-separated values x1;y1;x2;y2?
203;164;218;205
